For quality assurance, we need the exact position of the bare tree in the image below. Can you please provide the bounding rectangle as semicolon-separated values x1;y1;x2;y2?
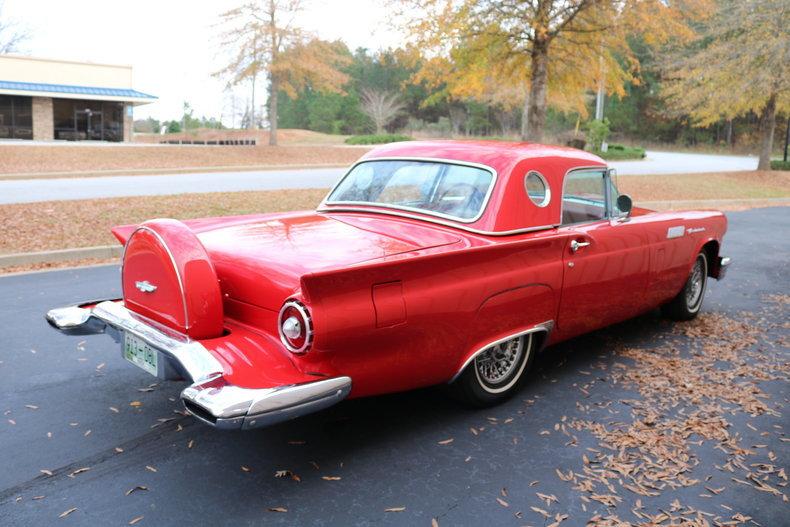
0;0;29;53
215;1;348;146
360;88;405;134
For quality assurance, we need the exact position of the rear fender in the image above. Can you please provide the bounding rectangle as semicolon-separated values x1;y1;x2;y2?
450;284;556;381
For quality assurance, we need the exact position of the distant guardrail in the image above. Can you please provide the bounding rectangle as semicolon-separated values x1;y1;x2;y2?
160;139;257;146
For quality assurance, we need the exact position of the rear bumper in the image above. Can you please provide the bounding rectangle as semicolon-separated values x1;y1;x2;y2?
46;300;351;430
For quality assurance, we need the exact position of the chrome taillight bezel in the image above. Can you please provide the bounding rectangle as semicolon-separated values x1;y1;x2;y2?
278;300;313;354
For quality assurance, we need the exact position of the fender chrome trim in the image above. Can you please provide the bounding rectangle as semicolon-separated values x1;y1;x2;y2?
46;300;352;430
448;320;554;383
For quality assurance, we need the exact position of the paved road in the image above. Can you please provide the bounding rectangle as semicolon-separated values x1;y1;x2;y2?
0;167;347;205
0;151;757;204
1;207;786;526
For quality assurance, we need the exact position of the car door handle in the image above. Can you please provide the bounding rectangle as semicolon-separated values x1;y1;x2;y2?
570;240;591;253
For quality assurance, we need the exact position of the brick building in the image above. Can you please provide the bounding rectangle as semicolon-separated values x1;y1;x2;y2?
0;55;156;142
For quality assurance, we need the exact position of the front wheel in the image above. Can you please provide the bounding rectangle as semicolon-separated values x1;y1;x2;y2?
661;251;708;321
450;332;537;407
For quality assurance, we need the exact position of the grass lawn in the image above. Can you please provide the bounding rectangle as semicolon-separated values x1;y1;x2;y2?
595;144;646;160
1;171;787;258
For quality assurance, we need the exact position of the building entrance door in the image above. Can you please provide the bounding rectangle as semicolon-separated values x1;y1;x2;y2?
75;109;103;140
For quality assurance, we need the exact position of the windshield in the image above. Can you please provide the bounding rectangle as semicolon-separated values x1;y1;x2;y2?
326;160;495;221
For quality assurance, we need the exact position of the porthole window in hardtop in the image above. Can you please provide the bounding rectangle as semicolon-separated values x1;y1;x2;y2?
524;171;550;207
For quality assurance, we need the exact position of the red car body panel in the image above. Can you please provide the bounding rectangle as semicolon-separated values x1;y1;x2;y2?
105;141;727;400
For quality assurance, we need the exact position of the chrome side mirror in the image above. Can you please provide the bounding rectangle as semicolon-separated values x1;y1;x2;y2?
616;194;633;217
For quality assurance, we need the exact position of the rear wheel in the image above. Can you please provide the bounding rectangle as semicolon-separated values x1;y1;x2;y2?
451;333;537;407
661;251;708;321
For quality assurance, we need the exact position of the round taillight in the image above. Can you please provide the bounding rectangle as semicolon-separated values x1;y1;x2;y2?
278;300;313;353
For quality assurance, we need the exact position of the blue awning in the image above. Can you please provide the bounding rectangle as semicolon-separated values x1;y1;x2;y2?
0;80;156;100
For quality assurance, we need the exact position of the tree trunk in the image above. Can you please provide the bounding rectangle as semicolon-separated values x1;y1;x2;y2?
725;118;732;146
250;73;256;130
525;42;549;143
269;75;278;146
520;90;530;140
757;93;776;170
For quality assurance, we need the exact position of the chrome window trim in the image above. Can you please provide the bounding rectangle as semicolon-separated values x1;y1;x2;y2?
278;300;314;354
318;206;559;237
449;320;554;383
525;170;551;208
321;157;499;224
559;165;609;226
122;225;190;331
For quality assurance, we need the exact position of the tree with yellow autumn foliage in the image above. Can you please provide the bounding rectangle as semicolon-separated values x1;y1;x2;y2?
662;0;789;170
215;0;349;145
394;0;710;142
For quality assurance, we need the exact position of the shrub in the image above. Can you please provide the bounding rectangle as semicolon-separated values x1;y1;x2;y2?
345;134;413;145
770;159;790;171
584;119;610;151
594;143;646;160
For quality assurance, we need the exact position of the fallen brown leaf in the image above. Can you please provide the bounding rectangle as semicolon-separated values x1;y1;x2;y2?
59;507;77;518
125;486;148;496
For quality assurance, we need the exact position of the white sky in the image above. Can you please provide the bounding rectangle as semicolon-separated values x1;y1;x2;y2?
3;0;403;124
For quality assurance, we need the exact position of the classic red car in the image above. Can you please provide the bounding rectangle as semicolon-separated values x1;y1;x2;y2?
47;140;730;429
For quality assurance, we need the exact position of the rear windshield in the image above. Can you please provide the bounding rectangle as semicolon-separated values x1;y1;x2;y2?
326;160;494;221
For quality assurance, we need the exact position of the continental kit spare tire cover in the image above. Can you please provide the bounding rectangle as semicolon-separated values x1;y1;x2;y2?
121;218;223;339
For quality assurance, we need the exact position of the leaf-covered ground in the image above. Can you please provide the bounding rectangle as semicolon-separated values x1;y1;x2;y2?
543;299;789;526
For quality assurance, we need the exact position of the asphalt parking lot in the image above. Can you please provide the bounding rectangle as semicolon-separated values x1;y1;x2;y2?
1;207;787;526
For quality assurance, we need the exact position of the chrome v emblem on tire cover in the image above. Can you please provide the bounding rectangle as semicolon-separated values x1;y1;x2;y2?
135;280;157;293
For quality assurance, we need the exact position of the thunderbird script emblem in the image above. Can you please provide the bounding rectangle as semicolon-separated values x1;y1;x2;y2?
135;280;157;293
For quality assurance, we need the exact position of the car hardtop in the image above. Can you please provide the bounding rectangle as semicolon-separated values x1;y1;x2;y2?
321;140;608;234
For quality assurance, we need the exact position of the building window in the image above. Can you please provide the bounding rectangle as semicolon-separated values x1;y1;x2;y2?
0;96;33;140
53;98;124;142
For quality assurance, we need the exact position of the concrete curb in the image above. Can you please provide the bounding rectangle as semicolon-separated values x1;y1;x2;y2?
0;163;351;181
0;245;121;268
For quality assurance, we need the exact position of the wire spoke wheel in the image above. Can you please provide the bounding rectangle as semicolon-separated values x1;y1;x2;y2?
686;257;705;309
473;333;533;394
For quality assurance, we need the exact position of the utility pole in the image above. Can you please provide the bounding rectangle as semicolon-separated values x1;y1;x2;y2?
594;46;604;121
784;116;789;163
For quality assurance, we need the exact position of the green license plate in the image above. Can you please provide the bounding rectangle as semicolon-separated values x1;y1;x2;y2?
123;332;158;377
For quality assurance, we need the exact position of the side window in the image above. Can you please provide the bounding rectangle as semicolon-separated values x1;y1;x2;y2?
561;169;607;225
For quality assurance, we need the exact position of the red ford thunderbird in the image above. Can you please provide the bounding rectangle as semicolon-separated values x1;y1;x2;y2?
47;141;730;429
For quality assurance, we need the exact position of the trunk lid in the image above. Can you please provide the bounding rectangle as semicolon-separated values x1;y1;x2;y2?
192;211;461;310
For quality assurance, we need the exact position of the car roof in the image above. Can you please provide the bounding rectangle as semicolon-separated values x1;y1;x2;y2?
361;140;605;174
324;140;607;234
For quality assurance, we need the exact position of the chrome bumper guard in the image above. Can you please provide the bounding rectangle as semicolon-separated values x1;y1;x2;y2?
716;256;731;280
46;301;351;430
